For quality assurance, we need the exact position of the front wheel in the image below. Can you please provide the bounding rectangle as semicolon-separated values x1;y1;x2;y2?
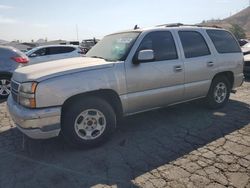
206;76;231;109
61;97;116;148
0;75;11;99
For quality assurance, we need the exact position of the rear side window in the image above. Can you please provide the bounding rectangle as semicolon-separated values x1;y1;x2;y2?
206;30;241;53
48;47;75;55
138;31;178;61
179;31;210;58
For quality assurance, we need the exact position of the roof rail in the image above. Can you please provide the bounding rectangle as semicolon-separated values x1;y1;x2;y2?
155;23;222;29
156;23;184;27
200;24;222;28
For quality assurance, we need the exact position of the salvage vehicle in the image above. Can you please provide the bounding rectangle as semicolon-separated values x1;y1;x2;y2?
0;46;29;99
7;25;244;147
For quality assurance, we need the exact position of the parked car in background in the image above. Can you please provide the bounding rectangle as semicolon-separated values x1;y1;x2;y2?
241;42;250;55
243;55;250;77
8;25;243;147
240;43;250;77
26;45;84;65
0;45;29;99
238;39;249;47
81;39;99;53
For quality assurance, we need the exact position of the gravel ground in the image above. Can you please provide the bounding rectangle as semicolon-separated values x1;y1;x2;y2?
0;81;249;188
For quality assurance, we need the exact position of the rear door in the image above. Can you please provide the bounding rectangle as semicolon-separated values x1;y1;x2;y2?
178;30;216;100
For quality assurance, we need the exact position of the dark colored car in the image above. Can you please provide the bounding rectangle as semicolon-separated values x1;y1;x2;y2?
0;45;29;99
243;55;250;77
81;39;99;53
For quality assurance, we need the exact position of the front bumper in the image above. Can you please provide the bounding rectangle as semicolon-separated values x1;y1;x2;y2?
7;96;61;139
233;73;244;89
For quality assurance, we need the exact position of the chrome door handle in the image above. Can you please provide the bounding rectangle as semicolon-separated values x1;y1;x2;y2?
207;62;214;67
174;65;183;72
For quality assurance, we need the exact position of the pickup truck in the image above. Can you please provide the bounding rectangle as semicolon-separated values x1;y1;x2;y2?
7;25;244;147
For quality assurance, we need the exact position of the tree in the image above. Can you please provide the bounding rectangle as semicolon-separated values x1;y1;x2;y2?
229;24;246;39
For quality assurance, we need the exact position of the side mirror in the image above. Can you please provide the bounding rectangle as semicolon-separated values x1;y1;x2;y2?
133;50;154;64
29;53;37;58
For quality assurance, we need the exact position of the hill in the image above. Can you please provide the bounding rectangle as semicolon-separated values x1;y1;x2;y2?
0;39;9;44
202;6;250;38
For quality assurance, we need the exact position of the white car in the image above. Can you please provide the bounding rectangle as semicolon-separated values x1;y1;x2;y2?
241;42;250;55
26;45;84;65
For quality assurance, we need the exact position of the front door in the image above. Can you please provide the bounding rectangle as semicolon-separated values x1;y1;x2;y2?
125;31;184;114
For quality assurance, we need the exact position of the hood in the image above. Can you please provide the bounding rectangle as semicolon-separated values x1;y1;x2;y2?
12;57;114;82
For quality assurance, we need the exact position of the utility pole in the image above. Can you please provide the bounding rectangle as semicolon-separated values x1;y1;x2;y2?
76;24;79;41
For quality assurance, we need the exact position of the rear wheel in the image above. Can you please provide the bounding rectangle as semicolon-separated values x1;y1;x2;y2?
0;75;11;99
206;76;231;109
61;97;116;148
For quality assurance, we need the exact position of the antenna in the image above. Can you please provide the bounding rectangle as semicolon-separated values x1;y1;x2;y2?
134;25;139;30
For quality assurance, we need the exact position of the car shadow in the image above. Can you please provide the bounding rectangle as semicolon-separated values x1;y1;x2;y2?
0;99;249;187
0;99;7;104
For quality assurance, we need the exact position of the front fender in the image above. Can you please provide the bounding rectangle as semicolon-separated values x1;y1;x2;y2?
35;66;125;108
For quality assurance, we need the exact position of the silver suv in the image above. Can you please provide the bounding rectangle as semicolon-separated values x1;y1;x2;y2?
7;25;244;147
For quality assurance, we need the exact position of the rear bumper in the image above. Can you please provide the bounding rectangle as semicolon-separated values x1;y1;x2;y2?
233;73;244;89
7;95;61;139
243;66;250;77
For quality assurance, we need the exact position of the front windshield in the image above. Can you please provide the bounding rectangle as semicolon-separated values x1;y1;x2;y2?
86;32;140;61
25;47;40;56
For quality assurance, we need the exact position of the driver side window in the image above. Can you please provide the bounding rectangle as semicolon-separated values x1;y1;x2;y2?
33;48;47;56
137;31;178;61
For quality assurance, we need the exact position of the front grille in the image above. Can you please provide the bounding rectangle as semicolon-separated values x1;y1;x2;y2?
11;80;20;103
244;61;250;67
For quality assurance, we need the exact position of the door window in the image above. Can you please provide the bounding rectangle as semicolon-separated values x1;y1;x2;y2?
34;48;47;56
137;31;178;61
47;47;75;55
179;31;210;58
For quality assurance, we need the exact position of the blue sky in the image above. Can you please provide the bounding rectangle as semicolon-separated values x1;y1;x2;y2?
0;0;249;42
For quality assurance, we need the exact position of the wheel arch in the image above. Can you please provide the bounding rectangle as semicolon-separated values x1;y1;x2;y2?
61;89;124;121
212;71;234;89
0;71;12;77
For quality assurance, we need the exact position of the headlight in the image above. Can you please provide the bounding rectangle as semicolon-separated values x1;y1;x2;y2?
19;82;37;108
20;82;37;93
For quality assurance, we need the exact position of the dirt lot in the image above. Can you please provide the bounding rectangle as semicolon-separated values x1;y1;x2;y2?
0;81;249;188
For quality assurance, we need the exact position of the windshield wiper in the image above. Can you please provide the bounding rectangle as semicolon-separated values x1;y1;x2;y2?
89;56;116;62
89;56;105;60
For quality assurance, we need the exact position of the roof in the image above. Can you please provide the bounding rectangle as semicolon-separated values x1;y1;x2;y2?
33;44;79;49
110;23;225;35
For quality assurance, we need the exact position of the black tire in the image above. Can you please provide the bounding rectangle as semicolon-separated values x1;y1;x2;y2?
61;97;116;148
206;76;231;109
0;75;11;99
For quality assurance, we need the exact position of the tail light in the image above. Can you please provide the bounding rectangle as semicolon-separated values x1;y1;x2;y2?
11;56;29;64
